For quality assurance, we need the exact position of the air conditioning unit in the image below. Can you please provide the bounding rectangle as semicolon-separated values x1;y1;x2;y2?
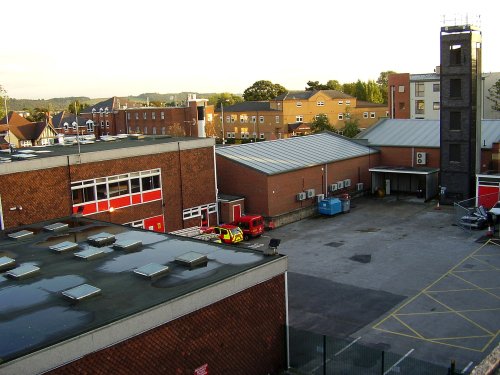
306;188;316;198
416;152;427;165
316;194;325;203
344;179;351;188
329;183;338;192
337;181;344;189
356;183;364;191
296;192;306;201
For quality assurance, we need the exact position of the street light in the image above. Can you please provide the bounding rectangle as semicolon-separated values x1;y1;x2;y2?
1;87;11;154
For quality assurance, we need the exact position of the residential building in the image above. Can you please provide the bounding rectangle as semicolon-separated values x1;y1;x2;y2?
0;136;217;232
0;217;287;374
0;111;58;148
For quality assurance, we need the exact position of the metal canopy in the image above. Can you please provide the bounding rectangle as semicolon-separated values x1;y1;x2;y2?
6;264;40;279
175;252;208;268
134;263;170;278
43;222;69;232
50;241;79;253
8;230;34;240
74;248;105;260
62;284;101;301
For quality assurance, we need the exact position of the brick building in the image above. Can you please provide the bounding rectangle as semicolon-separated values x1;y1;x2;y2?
0;136;217;232
0;217;287;374
216;132;379;227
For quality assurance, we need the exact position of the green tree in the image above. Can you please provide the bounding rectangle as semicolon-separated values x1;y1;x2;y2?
68;101;89;115
342;82;356;96
365;80;384;103
377;71;396;104
487;79;500;112
342;119;361;138
0;85;7;119
243;80;286;101
326;80;342;91
27;107;49;122
354;80;367;101
310;114;334;133
209;93;244;109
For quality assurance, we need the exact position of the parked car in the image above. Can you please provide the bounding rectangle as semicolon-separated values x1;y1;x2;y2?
231;215;265;240
459;215;487;230
203;224;243;244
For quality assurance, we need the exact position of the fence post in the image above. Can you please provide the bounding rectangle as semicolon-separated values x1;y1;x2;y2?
323;335;327;375
448;359;455;375
381;350;385;375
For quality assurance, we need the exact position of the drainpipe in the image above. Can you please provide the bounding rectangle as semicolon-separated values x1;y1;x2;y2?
213;144;220;225
411;147;415;167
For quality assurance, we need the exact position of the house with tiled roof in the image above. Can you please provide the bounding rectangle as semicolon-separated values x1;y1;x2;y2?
51;111;91;136
0;111;58;148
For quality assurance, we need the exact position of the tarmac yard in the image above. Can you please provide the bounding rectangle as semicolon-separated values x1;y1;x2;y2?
242;196;500;371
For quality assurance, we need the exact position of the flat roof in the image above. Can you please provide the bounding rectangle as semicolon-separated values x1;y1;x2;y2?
0;217;282;363
369;166;440;175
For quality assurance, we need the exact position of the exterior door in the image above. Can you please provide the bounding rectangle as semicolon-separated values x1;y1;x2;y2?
233;204;241;222
201;208;209;227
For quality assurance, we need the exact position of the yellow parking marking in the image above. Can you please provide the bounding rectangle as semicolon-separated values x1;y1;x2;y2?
372;239;499;351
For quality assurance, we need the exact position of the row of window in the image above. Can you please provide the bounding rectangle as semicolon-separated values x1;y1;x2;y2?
414;100;440;114
296;100;351;107
71;169;161;205
63;120;110;133
182;203;217;220
224;115;280;124
296;112;377;122
127;112;166;121
225;132;266;139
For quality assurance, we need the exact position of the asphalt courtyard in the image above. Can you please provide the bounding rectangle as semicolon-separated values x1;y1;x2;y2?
241;196;500;372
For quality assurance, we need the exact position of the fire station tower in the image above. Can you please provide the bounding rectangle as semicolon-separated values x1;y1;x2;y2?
439;20;482;203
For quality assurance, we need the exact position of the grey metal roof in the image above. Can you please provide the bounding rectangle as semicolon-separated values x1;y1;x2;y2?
356;119;440;147
410;73;440;82
216;132;377;175
357;118;500;149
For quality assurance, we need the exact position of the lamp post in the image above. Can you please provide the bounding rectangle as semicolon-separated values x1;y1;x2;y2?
1;88;11;154
220;99;229;144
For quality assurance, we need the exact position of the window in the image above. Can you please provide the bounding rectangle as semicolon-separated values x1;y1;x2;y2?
259;116;264;123
225;115;230;123
142;174;160;191
346;100;351;105
415;82;425;97
275;115;280;124
363;112;369;119
345;112;351;119
338;100;343;105
127;113;130;120
86;120;94;132
433;102;440;110
161;127;166;135
144;127;148;134
135;113;139;120
399;102;405;110
296;102;302;107
72;186;96;204
106;121;109;128
152;127;157;135
63;122;69;131
240;115;248;123
142;112;146;120
433;83;440;92
100;121;104;128
449;144;461;162
231;115;236;123
415;100;425;114
241;132;249;139
398;85;405;93
226;132;235;138
450;111;461;130
260;133;265;140
72;122;77;131
161;112;165;120
370;112;376;119
317;101;324;106
450;79;461;98
207;114;212;121
136;126;140;133
251;116;256;123
338;113;343;120
296;115;303;122
450;44;462;65
152;112;156;120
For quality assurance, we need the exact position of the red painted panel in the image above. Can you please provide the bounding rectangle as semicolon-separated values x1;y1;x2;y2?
98;201;109;212
110;196;131;209
478;186;499;209
144;215;165;232
233;204;241;221
131;193;142;205
73;203;97;215
143;189;162;202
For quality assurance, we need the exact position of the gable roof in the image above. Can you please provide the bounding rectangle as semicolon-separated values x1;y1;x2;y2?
52;111;88;128
357;118;500;149
220;101;278;112
0;111;31;126
216;132;377;175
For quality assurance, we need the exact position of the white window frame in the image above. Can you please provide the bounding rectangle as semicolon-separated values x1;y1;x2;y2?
161;112;165;120
251;116;256;123
259;116;264;124
143;112;147;120
296;102;302;107
317;101;324;107
370;112;376;118
259;133;265;140
152;112;156;120
338;113;343;120
275;115;280;124
86;120;94;132
363;112;369;119
346;100;351;105
182;202;217;220
338;100;343;105
296;115;303;122
135;113;139;120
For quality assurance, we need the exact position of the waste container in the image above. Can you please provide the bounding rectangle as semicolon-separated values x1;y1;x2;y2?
318;198;342;216
340;193;350;213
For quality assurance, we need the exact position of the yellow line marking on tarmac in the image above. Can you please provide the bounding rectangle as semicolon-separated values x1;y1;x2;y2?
395;307;500;316
393;315;424;339
470;255;499;270
423;292;494;335
449;272;500;300
481;331;499;352
453;269;498;273
428;335;492;340
427;288;483;292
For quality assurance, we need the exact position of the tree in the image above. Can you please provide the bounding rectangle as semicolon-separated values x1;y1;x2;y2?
342;82;356;96
243;80;286;101
310;114;334;133
68;101;89;115
487;79;500;112
377;71;396;104
27;107;49;122
306;80;342;91
209;93;244;109
326;80;342;91
0;85;7;119
365;80;384;104
342;119;361;138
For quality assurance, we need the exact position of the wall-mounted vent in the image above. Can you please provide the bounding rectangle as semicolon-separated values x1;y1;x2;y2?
344;179;351;188
416;152;427;165
62;284;101;301
6;264;40;280
0;256;16;272
74;248;105;261
134;263;170;279
43;222;69;232
316;194;325;203
87;232;116;247
337;181;344;189
175;252;208;268
306;189;316;198
113;240;143;252
50;241;79;253
296;192;307;201
329;183;338;192
8;230;34;240
356;183;364;191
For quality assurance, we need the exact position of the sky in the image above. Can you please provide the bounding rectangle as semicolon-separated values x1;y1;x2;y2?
2;0;499;99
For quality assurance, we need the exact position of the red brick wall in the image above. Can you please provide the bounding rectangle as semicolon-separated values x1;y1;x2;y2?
377;146;440;168
47;274;286;375
388;73;410;119
0;147;216;232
